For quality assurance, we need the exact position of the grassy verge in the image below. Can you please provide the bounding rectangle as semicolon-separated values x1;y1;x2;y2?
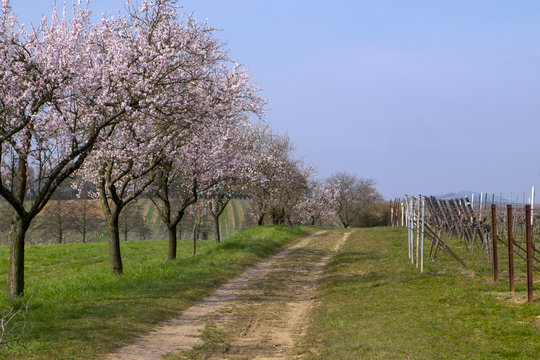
0;225;312;359
300;227;540;360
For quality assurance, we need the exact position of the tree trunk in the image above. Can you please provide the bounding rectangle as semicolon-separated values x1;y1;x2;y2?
257;213;265;226
166;210;184;260
8;214;29;299
271;208;285;225
192;222;199;256
167;224;177;260
339;214;349;228
81;200;87;243
107;213;123;275
209;197;228;242
55;200;63;244
213;214;221;243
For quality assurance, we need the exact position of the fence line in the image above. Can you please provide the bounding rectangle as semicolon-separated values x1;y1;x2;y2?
389;193;538;303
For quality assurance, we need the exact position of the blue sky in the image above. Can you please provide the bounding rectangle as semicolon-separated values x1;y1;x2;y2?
10;1;540;199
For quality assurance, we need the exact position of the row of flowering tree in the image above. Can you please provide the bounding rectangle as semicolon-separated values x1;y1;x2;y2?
0;0;267;298
0;0;381;300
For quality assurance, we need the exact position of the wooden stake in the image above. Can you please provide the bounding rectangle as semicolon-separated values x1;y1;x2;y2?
421;196;425;273
526;205;534;303
416;195;420;268
507;204;514;292
491;204;499;282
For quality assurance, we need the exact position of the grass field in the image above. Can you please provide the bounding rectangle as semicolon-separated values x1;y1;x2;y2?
0;225;312;359
2;226;538;359
300;227;540;359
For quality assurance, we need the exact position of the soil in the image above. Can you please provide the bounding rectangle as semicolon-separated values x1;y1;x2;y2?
106;230;350;360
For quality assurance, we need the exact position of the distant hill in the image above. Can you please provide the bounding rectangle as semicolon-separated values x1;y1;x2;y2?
436;191;478;200
436;191;518;205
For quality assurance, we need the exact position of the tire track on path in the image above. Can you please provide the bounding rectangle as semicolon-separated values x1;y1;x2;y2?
106;230;332;360
209;230;351;360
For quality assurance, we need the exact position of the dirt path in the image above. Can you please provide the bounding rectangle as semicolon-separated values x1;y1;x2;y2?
106;230;350;360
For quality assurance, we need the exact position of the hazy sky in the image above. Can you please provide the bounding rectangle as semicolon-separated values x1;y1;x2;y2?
10;1;540;199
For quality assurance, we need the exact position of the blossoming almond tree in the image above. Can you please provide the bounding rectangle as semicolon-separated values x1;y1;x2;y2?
148;123;239;259
150;104;262;256
0;1;137;298
78;0;241;274
82;121;163;274
150;129;233;256
204;120;263;243
244;126;306;226
267;160;311;225
327;172;380;228
290;180;336;226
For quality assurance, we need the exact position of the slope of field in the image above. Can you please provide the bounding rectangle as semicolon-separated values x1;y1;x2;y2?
0;198;254;246
300;227;540;359
116;198;253;242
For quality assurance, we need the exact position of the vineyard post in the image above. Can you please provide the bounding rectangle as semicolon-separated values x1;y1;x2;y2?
401;200;404;227
479;192;483;222
410;197;415;264
405;196;410;260
409;196;413;260
416;195;421;268
390;201;394;226
525;204;533;303
491;204;499;282
421;195;425;273
531;186;535;225
394;200;397;227
507;204;514;292
394;199;398;227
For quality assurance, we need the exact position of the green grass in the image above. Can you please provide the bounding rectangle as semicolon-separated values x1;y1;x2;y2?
231;200;240;233
217;207;228;240
0;225;312;359
300;227;540;360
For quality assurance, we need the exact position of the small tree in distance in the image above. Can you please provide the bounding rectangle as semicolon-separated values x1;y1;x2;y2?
327;172;382;228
